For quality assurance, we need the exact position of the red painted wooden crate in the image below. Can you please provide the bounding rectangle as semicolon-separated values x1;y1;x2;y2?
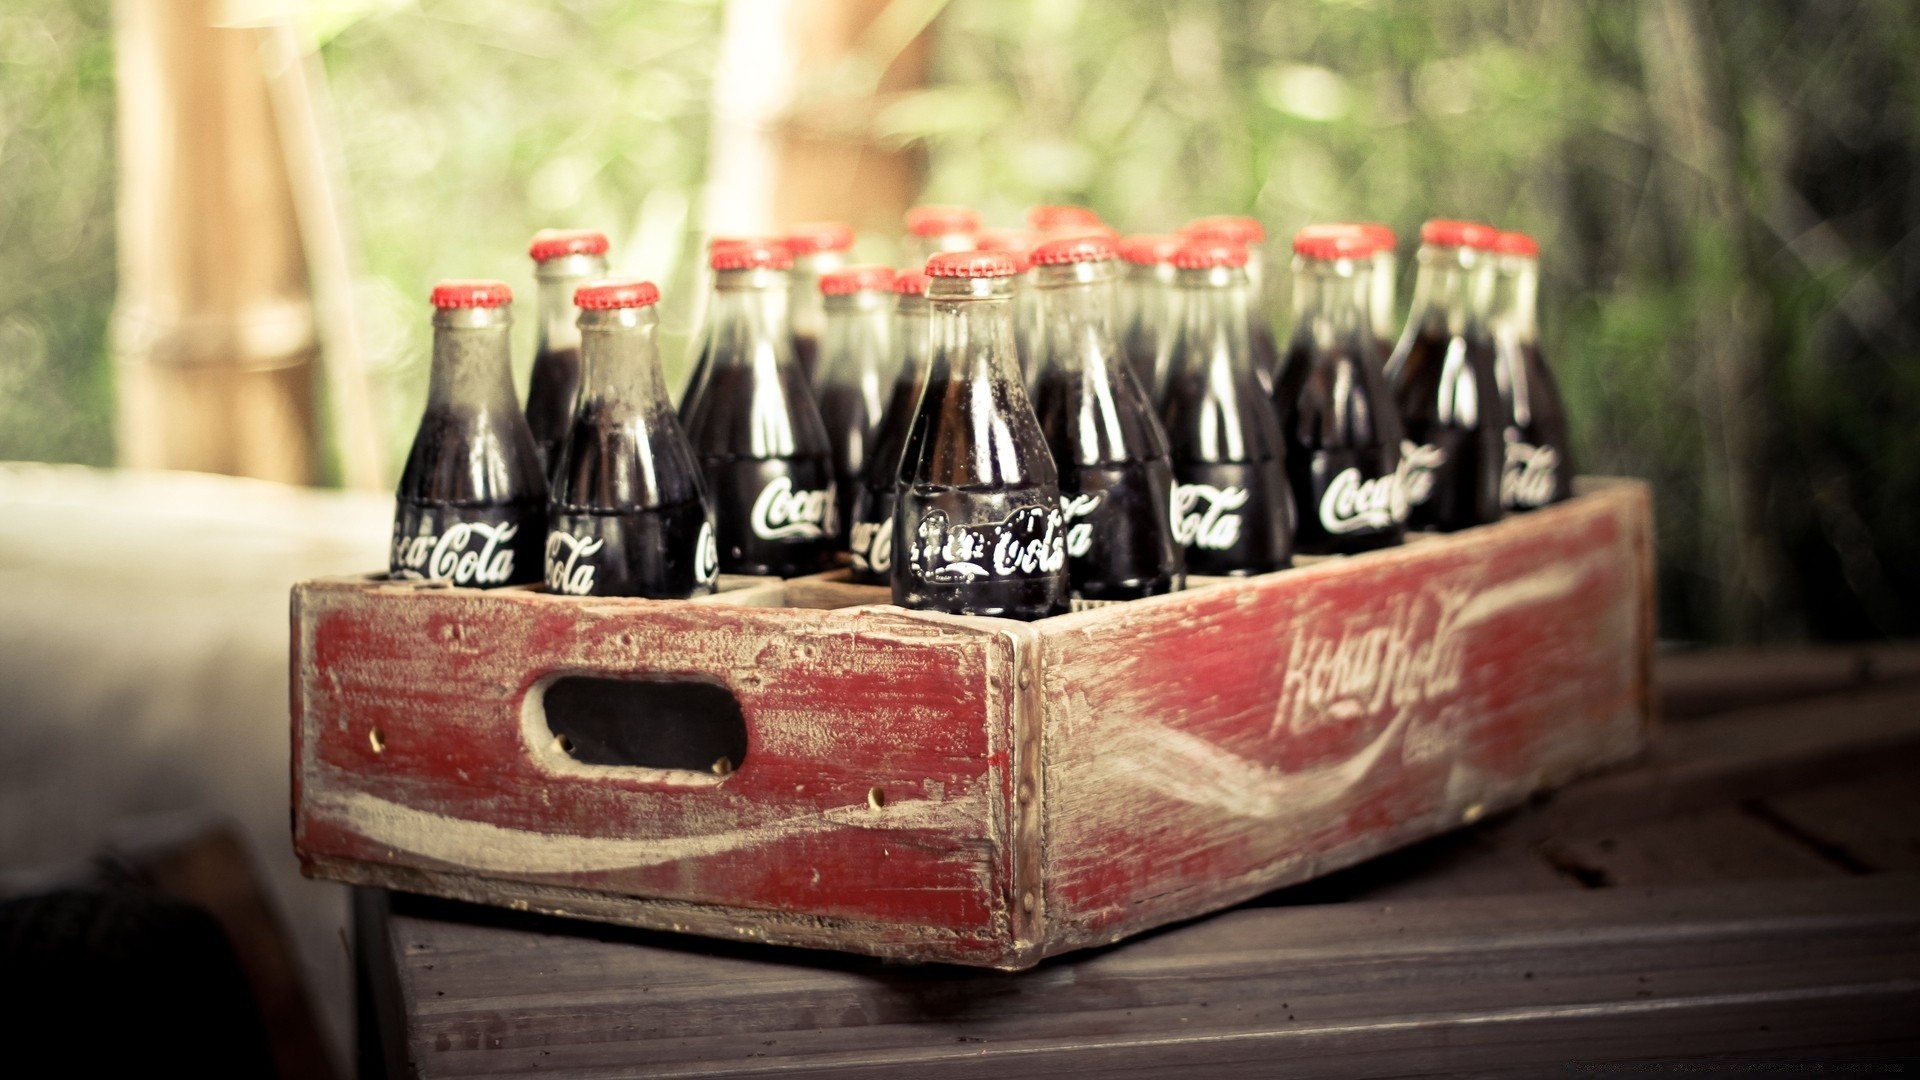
292;478;1653;968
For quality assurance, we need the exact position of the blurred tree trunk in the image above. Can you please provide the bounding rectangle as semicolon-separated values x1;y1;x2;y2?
1637;0;1781;641
113;0;318;483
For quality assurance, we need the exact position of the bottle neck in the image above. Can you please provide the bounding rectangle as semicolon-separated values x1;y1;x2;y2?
535;253;608;356
1402;243;1493;338
707;269;793;370
578;306;672;413
789;251;848;340
1169;266;1255;378
819;291;893;383
427;306;518;411
1494;254;1539;340
1369;249;1397;343
1033;264;1120;377
1289;257;1372;350
927;279;1020;388
896;295;932;381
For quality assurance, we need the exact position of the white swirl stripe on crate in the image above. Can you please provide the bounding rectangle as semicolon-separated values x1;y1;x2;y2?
318;787;986;875
1104;555;1604;822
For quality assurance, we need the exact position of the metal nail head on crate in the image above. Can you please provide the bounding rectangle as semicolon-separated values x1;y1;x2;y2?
291;478;1654;969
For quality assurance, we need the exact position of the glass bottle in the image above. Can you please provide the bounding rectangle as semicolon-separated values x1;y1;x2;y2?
1274;226;1406;554
848;270;931;585
1157;241;1294;576
783;221;854;386
1357;223;1399;360
1117;234;1182;400
678;239;835;577
390;280;546;587
894;251;1067;620
814;264;897;551
1029;236;1181;602
525;229;610;480
1386;219;1506;532
1491;230;1573;511
546;279;718;598
973;228;1042;381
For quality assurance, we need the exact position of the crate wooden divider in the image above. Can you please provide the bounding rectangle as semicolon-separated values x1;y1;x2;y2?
292;478;1654;969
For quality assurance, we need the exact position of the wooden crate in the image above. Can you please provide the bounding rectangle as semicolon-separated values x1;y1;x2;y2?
292;478;1654;969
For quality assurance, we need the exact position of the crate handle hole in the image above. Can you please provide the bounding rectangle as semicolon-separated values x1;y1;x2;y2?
539;676;748;775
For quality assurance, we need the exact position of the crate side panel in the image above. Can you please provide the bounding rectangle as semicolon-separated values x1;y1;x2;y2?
294;587;1015;953
1036;484;1651;951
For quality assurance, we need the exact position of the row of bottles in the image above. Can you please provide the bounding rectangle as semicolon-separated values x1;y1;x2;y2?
389;208;1569;625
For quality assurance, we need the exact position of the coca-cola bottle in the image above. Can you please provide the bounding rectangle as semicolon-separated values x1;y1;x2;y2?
525;230;610;480
1029;236;1182;601
894;251;1067;620
1386;219;1506;532
678;238;835;577
391;280;546;587
1157;241;1294;575
903;204;980;263
1491;230;1573;511
814;263;897;549
1357;223;1399;359
1182;216;1280;383
1117;234;1183;399
677;235;756;414
1274;226;1406;554
546;279;718;598
847;270;931;585
783;221;854;386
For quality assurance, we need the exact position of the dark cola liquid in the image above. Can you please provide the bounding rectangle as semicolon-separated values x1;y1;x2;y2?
1032;368;1179;601
525;345;581;479
1274;333;1405;555
1159;370;1293;576
816;381;878;550
391;403;545;586
892;484;1067;620
1121;318;1160;400
1392;326;1504;531
792;332;820;387
546;502;715;598
847;369;922;585
1497;341;1573;511
682;362;835;578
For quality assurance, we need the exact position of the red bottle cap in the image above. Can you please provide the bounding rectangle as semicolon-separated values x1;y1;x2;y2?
904;204;981;237
1420;219;1500;250
1169;240;1250;271
528;229;610;262
1026;205;1104;234
709;237;793;271
1493;230;1539;257
1030;235;1117;266
925;250;1021;278
1118;234;1185;266
573;278;661;310
1356;222;1397;252
1182;215;1266;245
819;264;897;296
783;221;856;255
1292;224;1375;260
974;227;1038;272
430;279;512;308
893;270;932;296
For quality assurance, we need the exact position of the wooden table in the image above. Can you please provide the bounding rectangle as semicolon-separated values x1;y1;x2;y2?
355;647;1920;1077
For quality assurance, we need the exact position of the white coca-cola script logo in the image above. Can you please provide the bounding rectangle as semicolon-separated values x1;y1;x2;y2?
544;531;606;596
392;521;520;586
1398;439;1446;509
1060;492;1103;558
909;505;1066;584
1502;437;1559;510
749;476;832;541
1275;592;1469;736
695;520;719;584
1173;484;1249;551
1319;466;1406;536
849;514;893;574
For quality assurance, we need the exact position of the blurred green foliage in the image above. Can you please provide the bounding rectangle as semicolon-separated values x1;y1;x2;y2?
2;0;1917;643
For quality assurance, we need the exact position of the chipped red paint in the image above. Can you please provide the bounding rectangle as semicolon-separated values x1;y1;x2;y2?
293;480;1654;968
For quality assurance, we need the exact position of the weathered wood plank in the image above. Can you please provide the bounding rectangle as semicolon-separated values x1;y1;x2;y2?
1543;806;1847;886
1759;771;1920;873
1656;645;1920;719
380;874;1920;1078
